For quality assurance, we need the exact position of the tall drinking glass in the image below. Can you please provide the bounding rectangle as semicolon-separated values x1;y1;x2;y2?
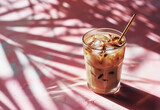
82;28;126;94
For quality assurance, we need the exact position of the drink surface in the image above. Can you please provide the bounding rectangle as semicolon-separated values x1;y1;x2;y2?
83;32;125;94
85;33;123;50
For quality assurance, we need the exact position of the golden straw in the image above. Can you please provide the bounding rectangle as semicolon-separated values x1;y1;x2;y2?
119;14;136;41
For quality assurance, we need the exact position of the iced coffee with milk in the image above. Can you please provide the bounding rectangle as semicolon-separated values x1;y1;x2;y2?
82;28;126;94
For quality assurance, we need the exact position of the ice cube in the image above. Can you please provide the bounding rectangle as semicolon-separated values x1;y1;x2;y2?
104;34;112;39
94;39;101;45
94;34;105;39
97;46;103;50
105;44;115;50
85;36;95;45
90;39;104;49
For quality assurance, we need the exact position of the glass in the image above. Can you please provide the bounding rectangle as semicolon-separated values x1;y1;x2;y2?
82;28;126;94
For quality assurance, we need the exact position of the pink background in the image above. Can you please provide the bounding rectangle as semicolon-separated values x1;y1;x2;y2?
0;0;160;110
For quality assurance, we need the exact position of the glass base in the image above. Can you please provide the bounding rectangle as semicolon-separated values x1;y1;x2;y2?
87;82;121;95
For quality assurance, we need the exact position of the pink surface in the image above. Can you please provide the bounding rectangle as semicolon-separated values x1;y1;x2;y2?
0;0;160;110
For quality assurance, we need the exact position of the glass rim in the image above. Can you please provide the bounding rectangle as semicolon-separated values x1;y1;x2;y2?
82;28;126;51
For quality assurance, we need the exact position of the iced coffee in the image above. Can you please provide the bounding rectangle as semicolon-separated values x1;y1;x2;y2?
82;28;126;94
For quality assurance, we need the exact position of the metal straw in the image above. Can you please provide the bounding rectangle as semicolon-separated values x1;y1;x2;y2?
119;14;136;41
